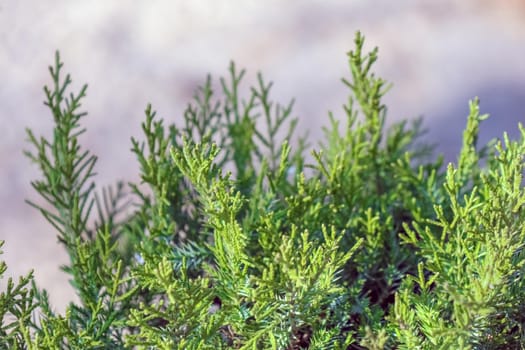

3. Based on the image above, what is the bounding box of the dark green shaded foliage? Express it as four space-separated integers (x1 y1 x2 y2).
1 31 525 349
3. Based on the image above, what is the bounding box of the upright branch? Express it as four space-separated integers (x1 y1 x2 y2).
24 51 96 255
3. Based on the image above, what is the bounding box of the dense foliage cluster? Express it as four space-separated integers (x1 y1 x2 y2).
2 32 525 349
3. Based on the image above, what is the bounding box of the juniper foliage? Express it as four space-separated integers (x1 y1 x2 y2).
1 31 525 349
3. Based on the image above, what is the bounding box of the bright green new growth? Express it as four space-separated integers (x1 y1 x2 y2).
1 31 525 349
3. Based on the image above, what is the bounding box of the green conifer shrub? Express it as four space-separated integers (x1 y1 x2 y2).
1 31 525 349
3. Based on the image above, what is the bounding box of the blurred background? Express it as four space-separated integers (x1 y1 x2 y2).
1 0 525 312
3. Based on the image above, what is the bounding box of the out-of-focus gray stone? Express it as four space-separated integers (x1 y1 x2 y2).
1 0 525 311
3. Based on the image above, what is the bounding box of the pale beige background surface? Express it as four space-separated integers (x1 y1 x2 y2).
1 1 525 312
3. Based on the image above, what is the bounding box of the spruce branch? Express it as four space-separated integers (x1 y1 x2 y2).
24 51 96 252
